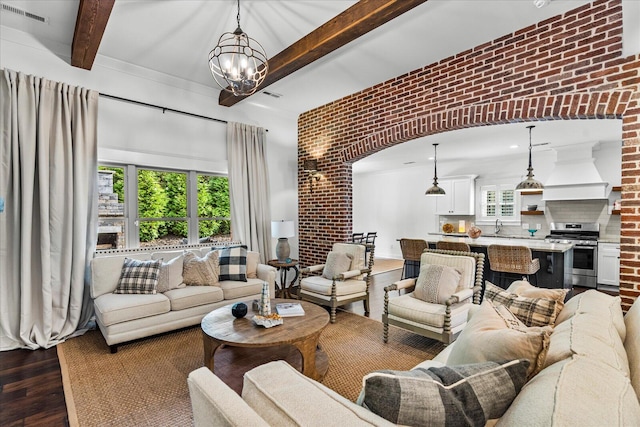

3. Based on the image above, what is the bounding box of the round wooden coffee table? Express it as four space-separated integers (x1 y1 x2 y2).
201 299 330 381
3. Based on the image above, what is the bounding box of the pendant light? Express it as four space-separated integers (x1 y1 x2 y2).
208 0 268 96
515 125 544 192
425 143 446 196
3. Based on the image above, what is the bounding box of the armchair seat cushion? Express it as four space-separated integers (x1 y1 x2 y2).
300 276 366 296
387 293 470 329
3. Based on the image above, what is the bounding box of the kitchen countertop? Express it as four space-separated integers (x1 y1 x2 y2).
427 233 574 253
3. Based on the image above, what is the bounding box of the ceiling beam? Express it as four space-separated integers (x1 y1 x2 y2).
219 0 429 107
71 0 115 70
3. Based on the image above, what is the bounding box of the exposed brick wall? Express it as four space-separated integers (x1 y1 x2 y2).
298 0 640 310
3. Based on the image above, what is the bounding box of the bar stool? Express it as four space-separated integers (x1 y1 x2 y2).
436 241 471 252
399 238 428 279
487 244 540 287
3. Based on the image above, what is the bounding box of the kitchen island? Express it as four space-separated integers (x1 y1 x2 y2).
425 234 574 290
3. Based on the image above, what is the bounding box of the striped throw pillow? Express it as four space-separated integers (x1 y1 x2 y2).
359 359 529 426
114 258 161 294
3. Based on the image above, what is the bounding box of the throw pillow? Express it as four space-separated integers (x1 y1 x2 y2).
484 281 560 327
218 246 248 282
322 251 353 280
507 279 568 319
156 254 185 293
413 264 462 304
446 301 553 378
114 258 161 294
358 359 529 427
183 251 219 286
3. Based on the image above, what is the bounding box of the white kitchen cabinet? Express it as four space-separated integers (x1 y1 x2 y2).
597 242 620 287
436 175 477 215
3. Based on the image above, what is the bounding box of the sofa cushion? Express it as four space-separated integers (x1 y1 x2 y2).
447 301 552 378
358 359 529 427
114 258 162 294
484 281 560 327
322 251 353 279
555 289 626 341
94 293 170 326
218 246 248 282
242 361 394 426
246 251 260 279
544 311 630 376
91 253 151 298
219 278 264 300
164 286 224 311
496 356 640 426
624 296 640 399
155 254 185 293
414 264 462 304
183 251 219 286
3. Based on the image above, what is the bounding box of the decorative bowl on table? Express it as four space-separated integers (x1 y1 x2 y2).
528 229 538 237
442 223 455 234
467 226 482 239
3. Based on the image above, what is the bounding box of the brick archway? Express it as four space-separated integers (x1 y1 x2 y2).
298 0 639 309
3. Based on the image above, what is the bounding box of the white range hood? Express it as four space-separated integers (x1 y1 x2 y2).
542 143 609 201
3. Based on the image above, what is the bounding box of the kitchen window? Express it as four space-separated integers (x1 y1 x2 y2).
476 184 520 224
97 164 231 250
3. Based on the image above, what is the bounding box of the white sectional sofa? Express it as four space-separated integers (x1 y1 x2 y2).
90 246 276 353
188 290 640 426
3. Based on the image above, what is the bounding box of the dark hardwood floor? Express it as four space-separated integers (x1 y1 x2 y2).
0 262 618 426
0 346 69 426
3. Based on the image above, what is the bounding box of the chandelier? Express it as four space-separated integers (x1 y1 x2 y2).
208 0 268 96
515 125 544 192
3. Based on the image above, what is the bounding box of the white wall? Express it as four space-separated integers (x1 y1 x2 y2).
0 26 299 260
354 138 621 259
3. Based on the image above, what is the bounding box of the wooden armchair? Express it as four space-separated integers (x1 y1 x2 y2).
298 243 373 323
383 249 485 345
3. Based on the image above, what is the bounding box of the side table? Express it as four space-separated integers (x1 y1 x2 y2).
268 259 300 299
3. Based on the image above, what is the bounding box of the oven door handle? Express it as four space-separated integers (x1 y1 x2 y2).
574 245 597 250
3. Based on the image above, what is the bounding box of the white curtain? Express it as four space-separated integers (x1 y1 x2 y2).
226 122 272 262
0 70 98 350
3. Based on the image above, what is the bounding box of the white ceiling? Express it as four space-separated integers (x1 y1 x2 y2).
1 0 624 171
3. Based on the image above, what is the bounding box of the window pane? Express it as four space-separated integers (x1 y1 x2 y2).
197 175 230 218
485 190 496 203
198 219 232 241
484 205 496 216
137 169 188 244
97 166 126 249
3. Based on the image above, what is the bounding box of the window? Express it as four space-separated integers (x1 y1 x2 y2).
477 184 520 224
96 165 231 250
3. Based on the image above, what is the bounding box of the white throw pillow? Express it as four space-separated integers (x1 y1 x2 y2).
155 254 186 293
183 251 219 286
413 264 462 304
322 251 353 279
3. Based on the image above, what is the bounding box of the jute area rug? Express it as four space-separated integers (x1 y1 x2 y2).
58 310 445 426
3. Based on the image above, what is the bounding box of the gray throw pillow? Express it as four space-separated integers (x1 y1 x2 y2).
322 251 353 279
359 359 530 426
114 258 161 294
413 264 462 304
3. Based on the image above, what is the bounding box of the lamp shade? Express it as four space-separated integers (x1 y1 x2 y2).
271 220 295 238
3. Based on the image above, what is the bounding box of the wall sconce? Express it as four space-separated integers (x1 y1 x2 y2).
303 159 321 193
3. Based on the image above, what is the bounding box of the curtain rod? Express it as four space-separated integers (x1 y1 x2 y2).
99 93 228 124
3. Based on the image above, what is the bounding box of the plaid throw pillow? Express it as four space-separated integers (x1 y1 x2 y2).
484 281 559 327
218 246 248 282
114 258 161 294
359 359 530 426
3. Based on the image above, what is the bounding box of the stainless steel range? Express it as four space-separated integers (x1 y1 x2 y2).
545 222 599 288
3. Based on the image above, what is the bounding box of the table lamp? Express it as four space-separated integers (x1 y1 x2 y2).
272 220 295 262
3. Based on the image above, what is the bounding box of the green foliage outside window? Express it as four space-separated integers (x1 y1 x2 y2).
138 170 168 241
